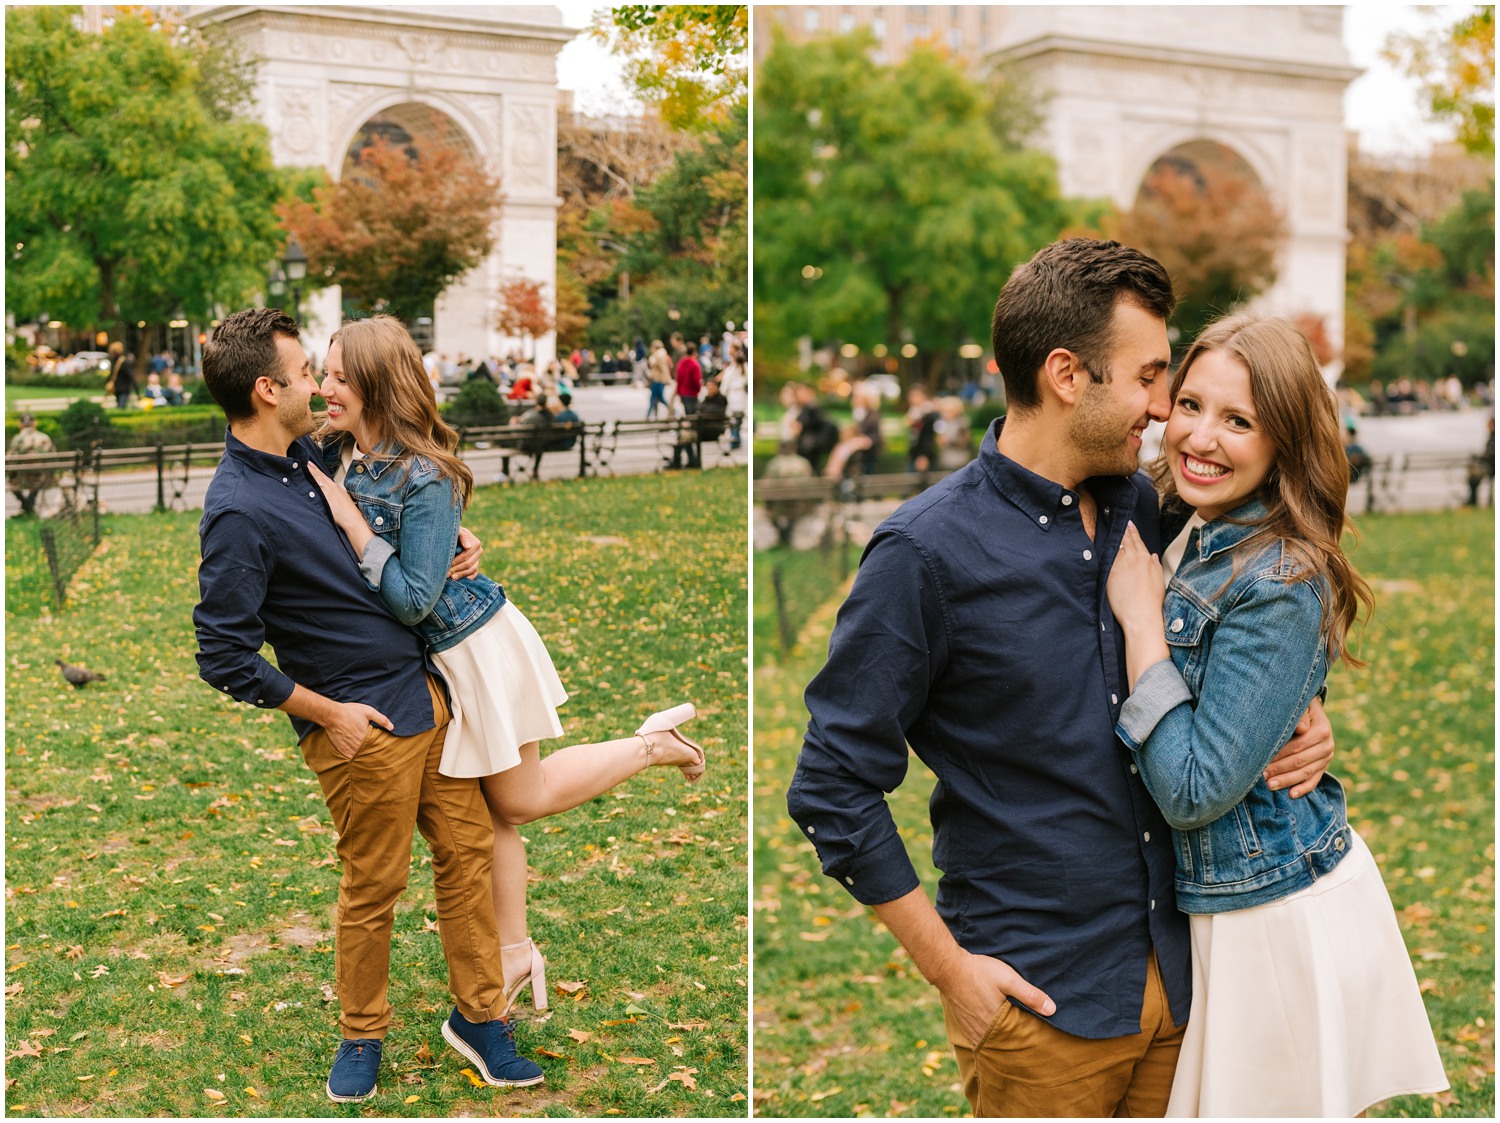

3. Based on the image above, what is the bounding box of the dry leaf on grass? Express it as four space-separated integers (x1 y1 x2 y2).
203 1088 227 1104
536 1048 565 1058
567 1029 593 1044
618 1056 655 1065
647 1068 699 1093
554 980 587 995
403 1095 419 1104
6 1041 43 1061
460 1068 486 1088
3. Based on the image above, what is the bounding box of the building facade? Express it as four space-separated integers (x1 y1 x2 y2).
191 4 574 365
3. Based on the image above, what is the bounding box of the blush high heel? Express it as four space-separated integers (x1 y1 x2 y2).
500 938 548 1015
636 703 706 782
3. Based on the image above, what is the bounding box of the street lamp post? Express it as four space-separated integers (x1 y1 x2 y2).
283 234 308 326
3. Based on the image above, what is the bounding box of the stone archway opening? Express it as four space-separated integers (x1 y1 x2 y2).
1134 139 1264 204
339 103 482 350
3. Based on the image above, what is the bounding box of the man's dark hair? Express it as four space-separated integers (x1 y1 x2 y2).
990 238 1175 413
559 392 572 406
201 308 301 422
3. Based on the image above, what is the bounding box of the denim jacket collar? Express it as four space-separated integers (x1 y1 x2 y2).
334 435 404 480
1194 494 1273 563
978 417 1134 530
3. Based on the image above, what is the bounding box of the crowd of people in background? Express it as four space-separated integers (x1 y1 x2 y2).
1344 375 1493 416
772 378 977 485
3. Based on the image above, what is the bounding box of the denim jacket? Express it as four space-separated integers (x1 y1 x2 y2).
320 439 506 653
1115 496 1351 914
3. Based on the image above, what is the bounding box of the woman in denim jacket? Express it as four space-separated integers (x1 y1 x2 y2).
1106 315 1446 1116
305 316 706 1024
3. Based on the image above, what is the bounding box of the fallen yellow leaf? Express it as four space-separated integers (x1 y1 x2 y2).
460 1068 486 1088
403 1095 419 1104
618 1056 656 1065
203 1089 226 1102
567 1029 593 1043
244 1087 259 1098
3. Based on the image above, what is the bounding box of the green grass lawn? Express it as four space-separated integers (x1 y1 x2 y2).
6 385 107 408
5 468 749 1118
753 508 1494 1118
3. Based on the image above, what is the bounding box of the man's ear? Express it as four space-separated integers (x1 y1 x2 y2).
1040 348 1087 407
251 376 280 409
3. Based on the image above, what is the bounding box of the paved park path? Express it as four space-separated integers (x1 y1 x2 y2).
753 411 1493 551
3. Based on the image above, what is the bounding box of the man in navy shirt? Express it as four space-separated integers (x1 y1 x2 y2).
194 309 542 1102
787 240 1336 1116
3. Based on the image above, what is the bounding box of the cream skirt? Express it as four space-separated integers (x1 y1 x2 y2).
1167 830 1448 1117
432 602 568 779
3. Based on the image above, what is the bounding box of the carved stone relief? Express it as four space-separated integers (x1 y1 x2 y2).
507 102 552 190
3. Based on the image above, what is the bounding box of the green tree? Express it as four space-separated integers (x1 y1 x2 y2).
276 131 502 320
588 104 748 350
753 30 1070 384
5 6 285 335
1385 6 1495 157
595 5 748 131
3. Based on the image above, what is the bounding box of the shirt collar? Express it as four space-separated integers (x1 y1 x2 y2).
223 428 315 479
977 417 1135 530
1194 495 1273 560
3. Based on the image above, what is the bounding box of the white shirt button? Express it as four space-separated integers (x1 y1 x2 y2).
1150 899 1156 910
1130 763 1138 774
309 490 316 498
806 825 816 835
844 876 854 886
1039 515 1048 525
1083 550 1093 561
1104 507 1111 515
1170 618 1185 633
1111 693 1119 704
1144 831 1151 842
1101 622 1107 632
256 698 264 704
1062 495 1073 506
281 477 288 483
291 462 298 469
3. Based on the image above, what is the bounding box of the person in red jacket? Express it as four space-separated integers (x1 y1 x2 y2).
674 347 702 417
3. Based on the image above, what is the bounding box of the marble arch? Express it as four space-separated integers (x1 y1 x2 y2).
191 5 575 365
989 5 1360 373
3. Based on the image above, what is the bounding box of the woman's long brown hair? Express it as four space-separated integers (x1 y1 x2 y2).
1151 313 1374 667
316 315 473 507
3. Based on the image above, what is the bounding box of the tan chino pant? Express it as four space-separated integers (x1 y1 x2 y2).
943 950 1185 1117
300 674 506 1039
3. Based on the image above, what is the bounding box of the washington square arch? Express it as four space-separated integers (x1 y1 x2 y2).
190 4 574 364
990 5 1358 368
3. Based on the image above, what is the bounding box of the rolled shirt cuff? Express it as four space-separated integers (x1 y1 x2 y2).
359 535 395 590
1116 658 1195 751
810 829 922 907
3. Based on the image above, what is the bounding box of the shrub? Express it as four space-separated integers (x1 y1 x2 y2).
55 399 112 449
444 379 508 428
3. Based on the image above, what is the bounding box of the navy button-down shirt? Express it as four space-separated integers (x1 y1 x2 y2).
194 431 436 744
787 419 1190 1040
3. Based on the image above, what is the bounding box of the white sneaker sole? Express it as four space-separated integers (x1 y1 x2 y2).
325 1080 377 1103
441 1021 546 1088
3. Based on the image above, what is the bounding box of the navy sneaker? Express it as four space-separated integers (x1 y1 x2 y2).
326 1037 382 1103
441 1009 545 1087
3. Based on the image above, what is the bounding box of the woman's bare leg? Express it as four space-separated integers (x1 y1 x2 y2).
483 729 700 995
480 728 700 828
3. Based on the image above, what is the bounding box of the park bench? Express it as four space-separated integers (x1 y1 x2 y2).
755 469 958 547
456 421 597 483
1354 450 1482 513
593 413 745 475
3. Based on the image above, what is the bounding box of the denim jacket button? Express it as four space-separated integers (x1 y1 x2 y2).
1170 618 1184 633
1334 836 1346 850
375 516 384 526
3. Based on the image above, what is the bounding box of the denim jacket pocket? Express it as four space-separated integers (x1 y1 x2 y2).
353 494 402 540
1161 588 1212 691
